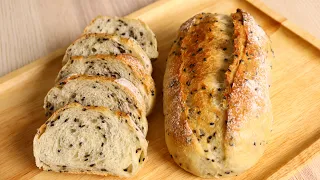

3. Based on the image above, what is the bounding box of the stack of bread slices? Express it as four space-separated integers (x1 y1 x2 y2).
33 16 157 177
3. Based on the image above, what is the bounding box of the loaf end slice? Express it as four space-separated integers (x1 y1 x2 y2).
44 75 148 136
62 33 152 74
34 103 147 177
56 54 156 115
84 16 158 60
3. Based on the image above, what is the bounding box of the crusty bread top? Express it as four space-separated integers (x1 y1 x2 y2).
83 16 158 60
164 12 235 177
163 9 272 177
62 33 152 74
223 9 273 172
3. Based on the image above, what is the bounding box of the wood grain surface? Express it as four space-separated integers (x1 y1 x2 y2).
0 0 319 179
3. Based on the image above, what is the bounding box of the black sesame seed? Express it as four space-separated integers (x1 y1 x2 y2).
206 158 210 160
79 142 82 146
197 48 203 52
90 164 95 167
136 148 141 153
210 122 214 125
101 142 104 147
101 168 107 171
254 142 256 146
100 152 103 155
142 158 145 161
82 108 87 111
92 48 97 52
218 174 222 176
197 111 201 115
212 159 215 162
58 149 61 153
223 48 227 51
204 150 208 152
69 144 73 147
84 154 90 158
96 126 101 130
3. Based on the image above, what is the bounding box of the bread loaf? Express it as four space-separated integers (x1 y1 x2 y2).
83 16 158 60
34 103 147 177
44 75 148 136
62 33 152 74
163 9 273 178
56 54 155 115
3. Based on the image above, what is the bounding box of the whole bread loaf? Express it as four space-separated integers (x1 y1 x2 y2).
83 16 158 60
34 103 147 177
163 9 273 178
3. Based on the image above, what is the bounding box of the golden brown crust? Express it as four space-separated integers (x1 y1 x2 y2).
163 9 273 178
164 12 235 178
223 9 273 172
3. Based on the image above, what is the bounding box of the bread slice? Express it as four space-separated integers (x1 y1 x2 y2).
44 75 148 136
62 33 152 74
56 54 155 115
83 16 158 60
34 103 147 177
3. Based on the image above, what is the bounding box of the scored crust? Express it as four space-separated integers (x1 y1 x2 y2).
223 9 273 172
163 9 273 178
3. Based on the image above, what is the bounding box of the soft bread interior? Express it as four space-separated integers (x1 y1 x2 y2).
34 104 147 177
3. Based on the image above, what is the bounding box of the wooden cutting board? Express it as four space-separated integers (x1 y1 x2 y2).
0 0 319 179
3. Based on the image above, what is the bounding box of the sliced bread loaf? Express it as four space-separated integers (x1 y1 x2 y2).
44 75 148 136
34 103 147 177
56 54 156 115
62 33 152 74
83 16 158 60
